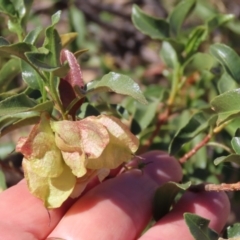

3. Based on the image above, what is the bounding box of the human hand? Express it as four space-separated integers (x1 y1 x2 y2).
0 151 230 240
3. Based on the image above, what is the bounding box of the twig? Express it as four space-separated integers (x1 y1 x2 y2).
138 107 170 154
205 182 240 191
179 120 232 163
179 134 212 163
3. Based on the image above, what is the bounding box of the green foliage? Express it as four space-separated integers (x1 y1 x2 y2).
226 223 240 238
87 72 148 105
153 181 191 221
184 213 219 240
132 5 170 40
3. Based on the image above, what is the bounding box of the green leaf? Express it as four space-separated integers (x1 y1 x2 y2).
87 72 148 105
51 10 61 25
0 101 53 136
43 28 61 67
232 137 240 154
30 100 54 113
0 40 33 61
210 44 240 83
214 154 240 166
0 111 40 128
0 112 40 137
21 60 44 90
0 36 10 45
227 223 240 238
43 12 61 67
211 89 240 125
134 100 159 130
0 142 14 159
0 59 21 90
153 181 191 221
160 41 178 69
143 85 167 100
0 0 16 17
0 170 6 191
13 0 33 20
217 72 237 94
25 52 58 70
207 14 235 31
184 213 219 240
169 112 210 155
69 6 86 48
24 27 42 44
183 53 215 73
184 26 207 57
78 103 100 118
0 93 36 116
169 0 196 37
121 97 159 134
6 0 33 38
132 4 169 40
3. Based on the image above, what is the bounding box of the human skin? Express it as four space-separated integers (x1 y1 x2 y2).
0 151 230 240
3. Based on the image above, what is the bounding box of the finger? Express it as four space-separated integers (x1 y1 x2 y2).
0 165 122 240
0 180 74 240
48 151 182 240
139 191 230 240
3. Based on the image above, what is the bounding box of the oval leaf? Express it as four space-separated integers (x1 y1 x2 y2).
87 72 148 105
207 14 235 31
21 60 44 90
184 26 207 57
0 59 21 90
153 181 191 221
160 41 178 68
0 41 33 61
210 44 240 83
217 72 237 94
132 4 169 40
169 0 196 37
0 0 16 16
214 154 240 166
184 213 219 240
231 137 240 154
169 112 210 155
211 89 240 125
25 52 59 70
0 93 36 116
24 27 42 44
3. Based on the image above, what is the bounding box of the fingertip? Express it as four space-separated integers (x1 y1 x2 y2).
140 190 230 240
130 151 183 185
187 190 230 233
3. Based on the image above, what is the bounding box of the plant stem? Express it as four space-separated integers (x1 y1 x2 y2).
49 73 67 120
179 133 212 163
138 65 183 153
205 182 240 191
179 120 232 163
167 64 181 106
